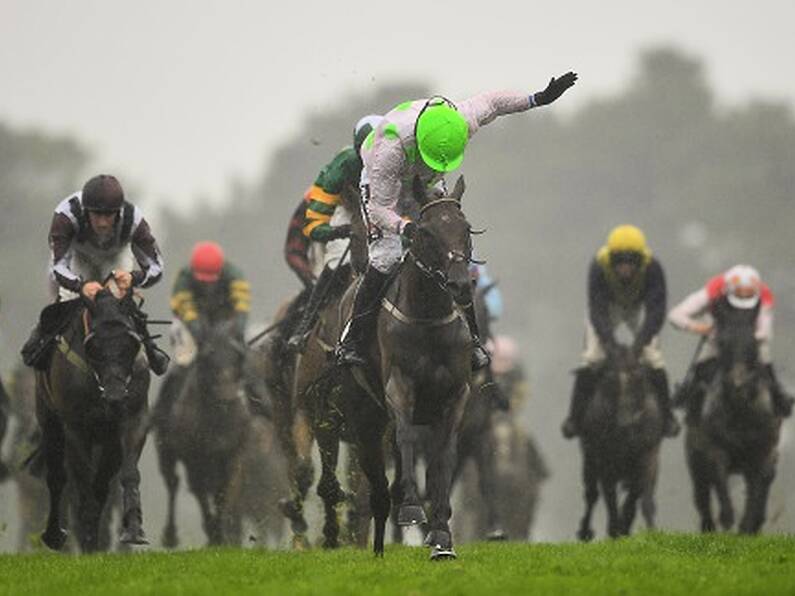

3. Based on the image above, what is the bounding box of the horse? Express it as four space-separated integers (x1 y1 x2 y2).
258 184 369 550
576 346 664 541
153 318 251 546
685 301 781 534
340 175 474 559
34 287 150 552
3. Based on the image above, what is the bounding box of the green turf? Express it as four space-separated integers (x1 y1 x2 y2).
0 533 793 595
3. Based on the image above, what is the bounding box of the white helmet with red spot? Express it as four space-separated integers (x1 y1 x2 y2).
724 265 761 309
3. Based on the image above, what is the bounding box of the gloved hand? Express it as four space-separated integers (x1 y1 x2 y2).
401 221 418 241
328 224 352 240
533 71 578 106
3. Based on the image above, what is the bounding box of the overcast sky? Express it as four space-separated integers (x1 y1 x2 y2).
2 0 793 207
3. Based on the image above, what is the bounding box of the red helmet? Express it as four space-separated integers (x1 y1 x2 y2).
190 241 224 282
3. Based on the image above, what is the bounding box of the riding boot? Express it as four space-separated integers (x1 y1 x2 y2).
287 265 335 354
677 359 717 425
647 368 681 437
335 267 389 367
462 301 491 371
561 366 599 439
763 364 794 418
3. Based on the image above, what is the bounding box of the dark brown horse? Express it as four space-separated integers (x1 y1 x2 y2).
35 289 150 552
341 176 474 559
576 347 664 541
685 302 781 534
154 319 251 546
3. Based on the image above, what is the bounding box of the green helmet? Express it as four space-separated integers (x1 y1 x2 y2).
415 99 469 172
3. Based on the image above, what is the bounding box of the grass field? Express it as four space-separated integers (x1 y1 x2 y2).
0 533 793 595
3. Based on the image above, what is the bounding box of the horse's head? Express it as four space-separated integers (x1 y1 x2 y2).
410 176 476 305
196 319 246 400
601 344 648 424
714 300 761 394
83 289 142 404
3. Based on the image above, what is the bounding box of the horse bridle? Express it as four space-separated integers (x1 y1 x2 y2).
408 198 473 292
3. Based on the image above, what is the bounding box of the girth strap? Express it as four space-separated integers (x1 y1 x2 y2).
381 297 460 327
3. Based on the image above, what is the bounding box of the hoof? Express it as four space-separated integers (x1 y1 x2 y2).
576 527 594 542
397 504 427 526
162 527 179 549
430 545 457 560
485 528 507 541
41 527 68 551
120 527 149 546
279 498 309 534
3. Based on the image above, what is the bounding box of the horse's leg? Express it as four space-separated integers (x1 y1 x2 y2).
577 453 599 542
216 449 245 546
740 461 775 534
316 423 344 549
92 440 123 552
619 467 643 537
601 476 621 539
281 405 314 548
65 434 101 553
117 407 149 546
388 432 404 544
424 385 469 560
386 373 425 526
472 427 505 540
346 383 390 556
155 437 180 548
687 447 715 532
38 407 68 551
345 443 372 548
713 455 734 531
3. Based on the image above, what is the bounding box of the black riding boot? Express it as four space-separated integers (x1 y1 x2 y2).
287 266 335 354
647 368 681 437
335 267 389 367
763 364 794 418
462 301 491 371
674 359 717 425
561 367 599 439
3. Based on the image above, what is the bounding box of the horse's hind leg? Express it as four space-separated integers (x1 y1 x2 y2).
577 455 599 542
473 431 506 540
65 436 102 553
92 443 123 552
280 407 314 549
688 449 715 532
713 458 734 531
38 409 68 551
156 441 180 548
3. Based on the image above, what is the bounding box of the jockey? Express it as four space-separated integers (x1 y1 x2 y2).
668 265 793 420
336 72 578 369
286 115 384 352
170 241 251 347
561 225 680 439
153 241 251 425
21 174 168 375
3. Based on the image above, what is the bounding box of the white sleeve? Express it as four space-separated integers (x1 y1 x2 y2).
457 91 533 138
756 306 773 341
668 288 710 331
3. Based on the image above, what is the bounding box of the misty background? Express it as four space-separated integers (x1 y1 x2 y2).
1 1 794 549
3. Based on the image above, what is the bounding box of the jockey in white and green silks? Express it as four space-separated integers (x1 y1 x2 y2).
336 72 578 369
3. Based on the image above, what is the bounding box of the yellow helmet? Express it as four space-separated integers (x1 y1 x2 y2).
606 225 648 255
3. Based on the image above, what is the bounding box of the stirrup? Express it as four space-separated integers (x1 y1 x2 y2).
146 343 170 376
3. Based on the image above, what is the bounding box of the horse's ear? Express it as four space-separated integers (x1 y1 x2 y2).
451 175 466 202
412 175 428 206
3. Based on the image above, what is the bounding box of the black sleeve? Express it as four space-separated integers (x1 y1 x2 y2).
587 260 614 346
636 259 667 347
130 218 165 288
